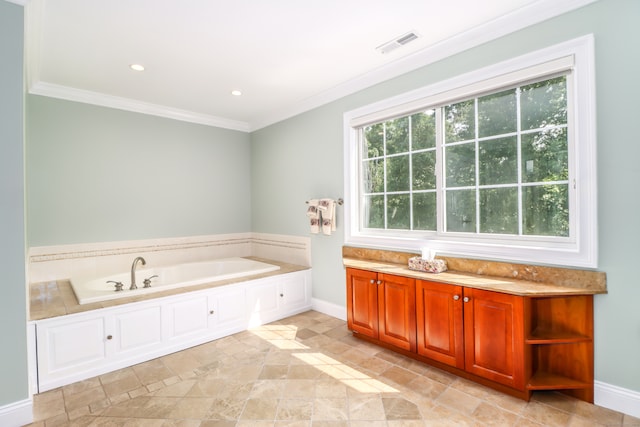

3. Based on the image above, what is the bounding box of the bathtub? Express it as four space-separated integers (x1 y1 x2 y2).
70 257 280 305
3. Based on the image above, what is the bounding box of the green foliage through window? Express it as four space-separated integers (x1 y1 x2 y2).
360 75 569 238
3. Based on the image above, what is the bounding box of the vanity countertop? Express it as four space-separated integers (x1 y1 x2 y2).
343 247 607 297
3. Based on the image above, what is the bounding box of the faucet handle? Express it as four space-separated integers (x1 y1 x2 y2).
143 275 159 288
107 281 124 292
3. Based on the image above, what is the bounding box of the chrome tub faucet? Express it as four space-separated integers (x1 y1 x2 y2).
130 256 146 290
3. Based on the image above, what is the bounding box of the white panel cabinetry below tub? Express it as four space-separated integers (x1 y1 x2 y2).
246 271 311 327
34 269 311 392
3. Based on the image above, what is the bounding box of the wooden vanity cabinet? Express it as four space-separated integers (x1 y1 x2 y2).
346 268 416 352
347 267 595 401
415 280 464 368
463 287 525 390
524 295 594 402
416 280 525 390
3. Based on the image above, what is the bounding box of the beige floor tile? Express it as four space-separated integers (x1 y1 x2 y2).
472 401 520 426
314 379 348 398
167 396 215 419
32 389 66 421
206 397 246 420
25 310 633 427
276 398 314 420
239 397 280 420
406 375 447 400
382 397 422 420
312 398 348 421
348 396 386 421
435 387 481 416
521 400 572 426
132 359 176 385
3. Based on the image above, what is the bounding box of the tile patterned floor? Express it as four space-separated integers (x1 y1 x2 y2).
26 310 640 426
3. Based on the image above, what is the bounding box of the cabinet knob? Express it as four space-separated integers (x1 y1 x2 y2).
279 293 284 297
463 296 470 303
377 280 382 285
370 279 375 284
209 310 215 315
453 295 460 301
106 335 113 340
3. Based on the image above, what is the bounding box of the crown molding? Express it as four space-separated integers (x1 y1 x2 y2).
248 0 598 131
29 81 251 132
24 0 597 133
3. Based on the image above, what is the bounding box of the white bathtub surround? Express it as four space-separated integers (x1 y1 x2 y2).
32 268 312 392
71 257 281 305
28 232 310 284
250 232 310 266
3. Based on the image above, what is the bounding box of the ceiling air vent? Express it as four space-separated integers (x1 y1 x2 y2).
376 31 420 54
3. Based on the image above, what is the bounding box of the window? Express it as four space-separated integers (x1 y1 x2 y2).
344 36 597 268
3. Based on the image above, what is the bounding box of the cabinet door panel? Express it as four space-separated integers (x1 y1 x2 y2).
114 306 162 353
280 273 307 310
247 279 280 326
346 268 379 338
215 287 246 328
378 274 416 351
416 280 464 368
40 317 107 373
167 296 209 339
464 288 525 389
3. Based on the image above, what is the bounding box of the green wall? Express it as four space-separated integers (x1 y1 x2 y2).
0 0 29 407
16 0 640 405
250 0 640 393
27 96 252 246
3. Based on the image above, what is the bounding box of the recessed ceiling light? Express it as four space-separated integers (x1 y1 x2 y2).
231 90 242 96
129 64 145 71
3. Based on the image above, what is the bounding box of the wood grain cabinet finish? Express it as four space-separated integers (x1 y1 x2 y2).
416 280 525 389
416 280 464 368
346 268 416 352
462 287 525 390
524 295 594 402
347 267 594 402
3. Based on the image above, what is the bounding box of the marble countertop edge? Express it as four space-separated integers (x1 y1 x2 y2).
343 257 607 297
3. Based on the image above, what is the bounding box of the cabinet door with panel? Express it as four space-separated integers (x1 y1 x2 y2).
463 288 525 389
112 304 163 357
378 273 416 352
278 270 311 313
346 268 379 339
416 280 464 368
212 286 246 332
346 268 416 351
165 293 210 342
36 313 108 389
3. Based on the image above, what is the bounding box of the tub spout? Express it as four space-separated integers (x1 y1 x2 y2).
130 256 146 290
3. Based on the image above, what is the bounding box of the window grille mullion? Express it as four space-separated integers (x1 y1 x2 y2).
435 108 445 234
474 98 480 234
516 87 524 236
383 123 388 230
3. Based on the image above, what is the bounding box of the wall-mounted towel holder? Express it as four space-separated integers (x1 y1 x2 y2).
306 198 343 205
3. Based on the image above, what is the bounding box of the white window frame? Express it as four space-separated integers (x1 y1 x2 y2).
343 35 597 268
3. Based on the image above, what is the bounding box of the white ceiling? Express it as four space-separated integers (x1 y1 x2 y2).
23 0 592 131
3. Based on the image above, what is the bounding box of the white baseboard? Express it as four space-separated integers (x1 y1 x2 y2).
311 298 346 321
595 380 640 418
0 398 32 427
